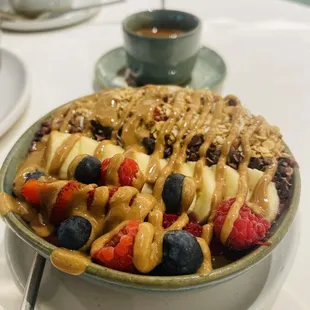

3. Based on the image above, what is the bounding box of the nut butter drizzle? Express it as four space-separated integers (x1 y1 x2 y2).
250 157 278 212
152 91 207 202
209 105 241 219
146 92 187 183
48 134 81 176
220 117 266 244
193 99 224 191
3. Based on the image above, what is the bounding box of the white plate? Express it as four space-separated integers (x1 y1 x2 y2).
0 49 30 137
0 0 99 32
1 214 300 310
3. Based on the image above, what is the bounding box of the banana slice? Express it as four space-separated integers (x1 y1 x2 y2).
131 151 150 175
180 162 194 177
247 168 279 222
59 140 81 179
209 165 239 199
141 183 153 194
187 166 215 224
99 144 124 161
79 136 98 155
58 136 99 179
45 131 70 174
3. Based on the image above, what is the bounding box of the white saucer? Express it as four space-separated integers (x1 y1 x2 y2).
2 214 300 310
0 0 99 32
0 49 30 137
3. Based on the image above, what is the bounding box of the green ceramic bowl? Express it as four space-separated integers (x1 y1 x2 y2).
0 103 300 291
122 10 202 85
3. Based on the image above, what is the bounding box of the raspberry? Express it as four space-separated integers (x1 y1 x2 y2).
162 213 203 237
93 220 140 273
183 222 203 238
100 158 111 185
50 181 82 225
21 179 43 205
163 213 178 228
118 158 138 186
213 198 271 250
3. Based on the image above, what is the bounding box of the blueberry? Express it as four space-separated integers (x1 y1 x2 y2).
57 216 92 250
162 173 185 214
74 155 101 184
142 137 155 155
161 230 203 275
25 170 45 182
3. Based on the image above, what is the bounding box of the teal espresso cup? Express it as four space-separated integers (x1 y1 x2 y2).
122 10 202 85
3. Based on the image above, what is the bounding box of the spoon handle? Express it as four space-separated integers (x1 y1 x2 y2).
20 253 46 310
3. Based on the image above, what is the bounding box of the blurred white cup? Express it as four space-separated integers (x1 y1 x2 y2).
10 0 73 16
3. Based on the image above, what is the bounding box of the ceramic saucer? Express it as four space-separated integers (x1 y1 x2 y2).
0 0 99 32
0 49 30 137
94 46 227 91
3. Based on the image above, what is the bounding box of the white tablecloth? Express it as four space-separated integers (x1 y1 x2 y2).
1 0 310 309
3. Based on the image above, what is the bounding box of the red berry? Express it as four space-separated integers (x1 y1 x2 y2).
93 220 140 273
21 179 43 205
108 187 119 199
163 213 178 228
162 213 203 237
183 222 203 238
50 181 82 225
213 198 271 250
86 189 95 209
118 158 138 187
100 158 111 185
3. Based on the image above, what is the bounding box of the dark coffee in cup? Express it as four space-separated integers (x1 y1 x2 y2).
122 10 201 85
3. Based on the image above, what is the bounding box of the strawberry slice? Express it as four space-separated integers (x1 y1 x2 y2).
108 187 119 199
93 220 139 273
50 181 82 225
100 158 111 185
21 179 43 205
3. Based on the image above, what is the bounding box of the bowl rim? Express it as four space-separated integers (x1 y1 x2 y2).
0 98 301 291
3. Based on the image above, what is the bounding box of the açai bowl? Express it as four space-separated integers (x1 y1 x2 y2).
0 86 300 305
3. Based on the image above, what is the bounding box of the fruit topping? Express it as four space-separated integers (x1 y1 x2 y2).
118 158 139 186
142 137 155 155
162 173 196 214
213 198 271 250
25 171 45 182
161 230 203 275
57 216 92 250
92 220 140 273
162 213 203 237
100 155 145 190
50 181 83 225
100 158 111 184
108 187 119 198
74 155 101 184
21 179 44 205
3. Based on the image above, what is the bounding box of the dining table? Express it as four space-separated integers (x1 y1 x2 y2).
0 0 310 309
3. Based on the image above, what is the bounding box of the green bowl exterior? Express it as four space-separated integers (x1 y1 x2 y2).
0 103 301 291
122 10 202 85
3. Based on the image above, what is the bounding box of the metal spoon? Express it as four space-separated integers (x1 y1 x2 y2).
20 253 46 310
0 0 125 22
